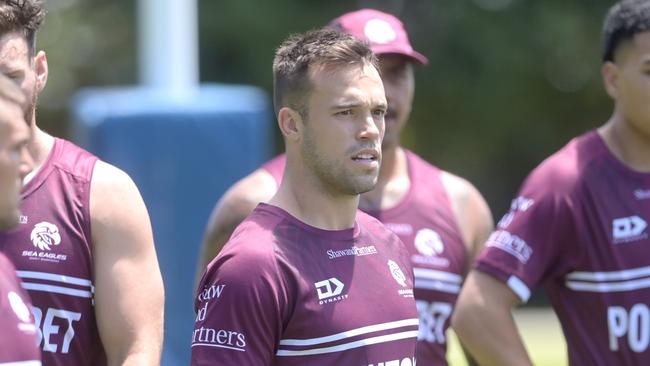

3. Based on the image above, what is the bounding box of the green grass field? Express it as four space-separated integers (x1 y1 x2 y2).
447 307 568 366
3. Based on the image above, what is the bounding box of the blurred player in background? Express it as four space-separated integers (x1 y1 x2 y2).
0 1 164 365
192 28 419 365
452 0 650 365
0 71 40 366
197 8 493 365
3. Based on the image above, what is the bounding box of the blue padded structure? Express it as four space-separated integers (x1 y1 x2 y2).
71 84 273 365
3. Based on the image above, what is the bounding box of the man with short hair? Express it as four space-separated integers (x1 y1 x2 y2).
0 71 40 366
197 9 493 365
191 28 418 365
0 1 164 365
452 1 650 365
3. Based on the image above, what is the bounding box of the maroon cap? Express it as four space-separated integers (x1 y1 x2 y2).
329 8 428 65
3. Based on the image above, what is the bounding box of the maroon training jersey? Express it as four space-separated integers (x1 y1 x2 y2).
0 138 106 366
262 152 467 365
476 130 650 365
192 203 419 365
0 253 41 366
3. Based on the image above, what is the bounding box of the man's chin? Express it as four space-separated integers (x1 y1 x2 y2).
349 176 378 195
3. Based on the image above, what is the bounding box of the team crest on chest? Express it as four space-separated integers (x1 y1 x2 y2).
388 260 407 287
388 260 414 298
415 228 445 256
30 221 62 251
21 221 68 263
411 228 451 268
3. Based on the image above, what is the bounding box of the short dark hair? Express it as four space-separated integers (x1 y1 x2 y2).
272 28 378 117
602 0 650 62
0 0 45 58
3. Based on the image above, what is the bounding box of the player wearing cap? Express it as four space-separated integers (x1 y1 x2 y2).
197 8 492 365
452 1 650 365
0 72 40 366
191 28 419 365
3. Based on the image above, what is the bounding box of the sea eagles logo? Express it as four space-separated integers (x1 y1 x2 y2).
388 260 407 287
415 228 445 256
364 19 397 44
30 222 61 251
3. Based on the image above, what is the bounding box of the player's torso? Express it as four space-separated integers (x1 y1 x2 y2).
272 214 418 365
0 139 106 366
551 149 650 365
0 254 40 364
363 152 467 366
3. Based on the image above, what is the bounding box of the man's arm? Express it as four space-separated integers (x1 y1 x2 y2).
452 270 533 366
440 171 494 272
192 237 284 365
91 161 164 366
196 169 277 282
440 172 493 365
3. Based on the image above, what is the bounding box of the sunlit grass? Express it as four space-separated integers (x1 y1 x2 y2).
447 307 567 366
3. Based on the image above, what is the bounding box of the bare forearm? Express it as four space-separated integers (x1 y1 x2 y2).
453 271 533 366
455 306 532 366
110 351 161 366
461 342 480 366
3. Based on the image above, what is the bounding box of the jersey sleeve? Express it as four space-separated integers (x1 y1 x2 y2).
474 169 579 303
190 239 289 366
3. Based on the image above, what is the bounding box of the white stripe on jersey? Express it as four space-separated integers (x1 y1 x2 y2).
414 279 460 294
16 270 92 287
413 268 462 283
565 265 650 293
276 330 418 356
566 265 650 282
16 270 94 298
279 318 419 346
190 343 245 352
21 283 92 298
507 275 531 303
0 361 41 366
566 277 650 293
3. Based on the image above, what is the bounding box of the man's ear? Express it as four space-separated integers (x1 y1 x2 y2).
277 107 303 142
34 50 48 94
602 61 619 100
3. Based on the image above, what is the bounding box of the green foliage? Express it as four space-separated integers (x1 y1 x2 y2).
40 0 616 216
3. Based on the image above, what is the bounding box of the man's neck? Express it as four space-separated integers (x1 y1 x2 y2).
599 113 650 173
269 159 359 230
24 126 55 185
359 145 410 212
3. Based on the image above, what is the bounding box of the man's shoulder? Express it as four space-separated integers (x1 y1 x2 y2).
407 149 488 215
90 160 137 194
49 138 98 181
523 131 598 195
224 205 284 255
205 212 284 286
356 210 402 243
405 150 476 197
404 150 440 176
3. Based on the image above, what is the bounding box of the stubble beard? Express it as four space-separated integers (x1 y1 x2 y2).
24 90 37 128
301 133 377 197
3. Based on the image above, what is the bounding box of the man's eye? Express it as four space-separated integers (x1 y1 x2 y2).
337 110 353 116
